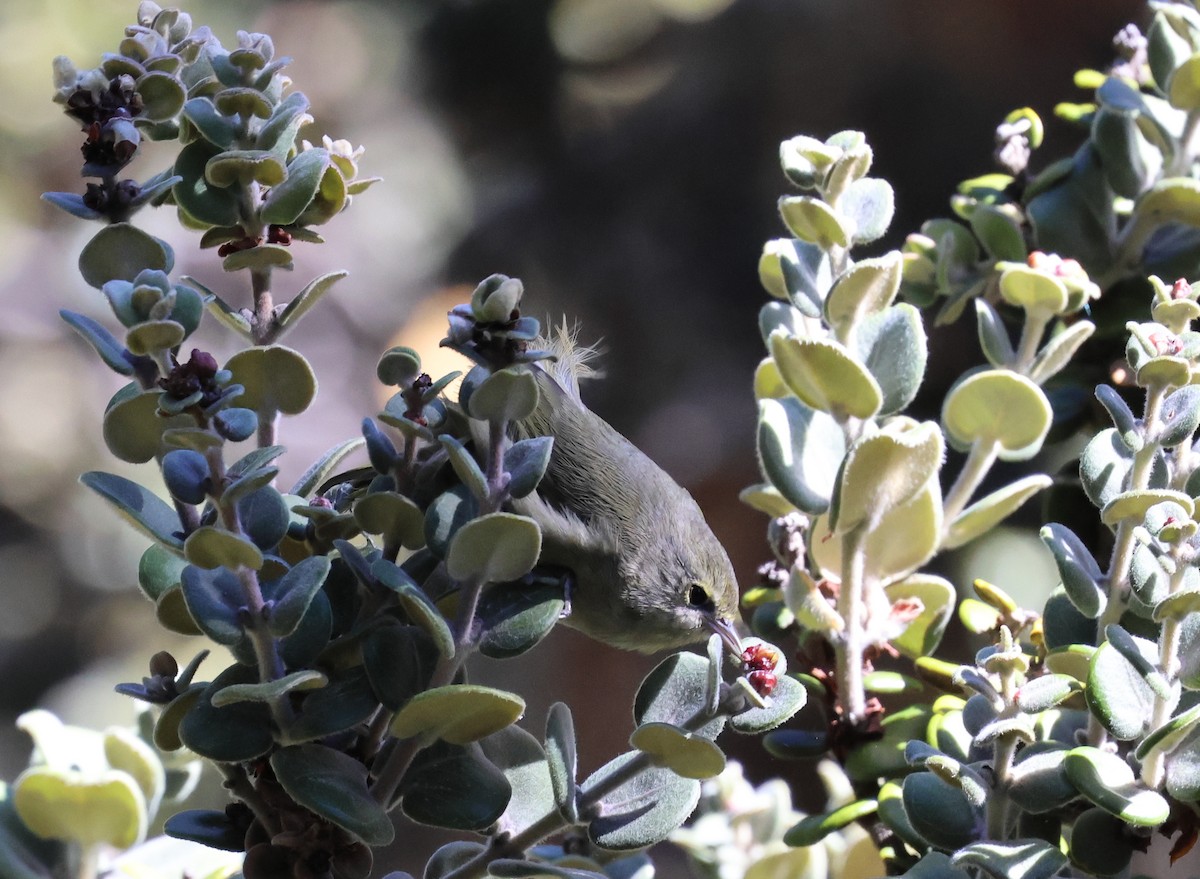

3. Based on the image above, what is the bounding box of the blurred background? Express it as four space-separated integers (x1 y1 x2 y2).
0 0 1145 873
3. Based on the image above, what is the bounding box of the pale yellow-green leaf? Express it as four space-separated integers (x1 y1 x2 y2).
103 728 165 816
184 526 264 570
1101 489 1194 526
784 567 844 634
942 370 1051 460
824 252 902 330
811 480 942 583
943 474 1053 549
630 722 726 780
738 483 799 518
754 357 789 399
779 196 850 249
13 767 146 849
832 422 944 534
390 685 525 745
997 265 1069 318
769 332 882 420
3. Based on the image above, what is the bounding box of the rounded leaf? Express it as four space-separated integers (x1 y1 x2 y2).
779 196 850 249
1080 428 1137 509
213 408 257 442
264 555 331 637
180 565 247 644
505 437 554 500
173 141 240 226
1039 523 1106 618
1064 747 1169 826
125 320 185 356
79 224 172 289
998 265 1069 317
1015 674 1082 713
825 253 902 329
784 799 878 847
901 771 980 850
855 303 928 416
728 673 808 733
942 370 1052 460
363 624 436 712
756 397 845 515
184 526 264 570
634 652 725 741
355 492 426 550
238 485 290 551
400 741 511 831
970 204 1026 262
162 449 210 505
1069 808 1134 876
260 148 331 225
13 767 146 849
1164 723 1200 801
103 387 191 464
812 481 942 584
179 664 274 762
136 70 185 121
377 346 422 387
446 513 541 584
1158 385 1200 446
425 485 479 558
138 543 187 602
103 727 165 815
478 726 557 838
1008 748 1077 814
758 238 831 315
1029 320 1096 385
225 345 317 418
1086 639 1159 741
630 723 726 780
205 149 286 188
210 670 327 707
1170 53 1200 109
162 809 246 853
582 751 701 851
271 744 394 846
884 575 956 659
770 332 882 420
842 177 895 243
222 244 294 272
390 685 525 745
478 579 566 659
468 368 540 424
1101 489 1193 527
181 96 237 148
545 703 578 821
951 841 1066 879
81 471 184 550
831 421 943 534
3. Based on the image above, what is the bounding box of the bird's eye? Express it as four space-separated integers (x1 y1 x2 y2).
687 583 714 611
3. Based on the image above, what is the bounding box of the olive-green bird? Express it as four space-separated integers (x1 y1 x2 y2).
509 326 742 653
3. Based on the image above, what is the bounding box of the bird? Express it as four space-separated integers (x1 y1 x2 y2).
509 324 743 654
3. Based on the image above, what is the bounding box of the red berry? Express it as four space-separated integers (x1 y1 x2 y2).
742 642 781 672
748 669 777 696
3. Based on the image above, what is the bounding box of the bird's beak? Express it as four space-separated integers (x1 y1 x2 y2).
705 616 744 657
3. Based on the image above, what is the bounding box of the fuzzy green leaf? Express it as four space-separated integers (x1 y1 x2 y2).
271 744 394 845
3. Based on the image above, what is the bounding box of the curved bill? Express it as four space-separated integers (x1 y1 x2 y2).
705 615 744 657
